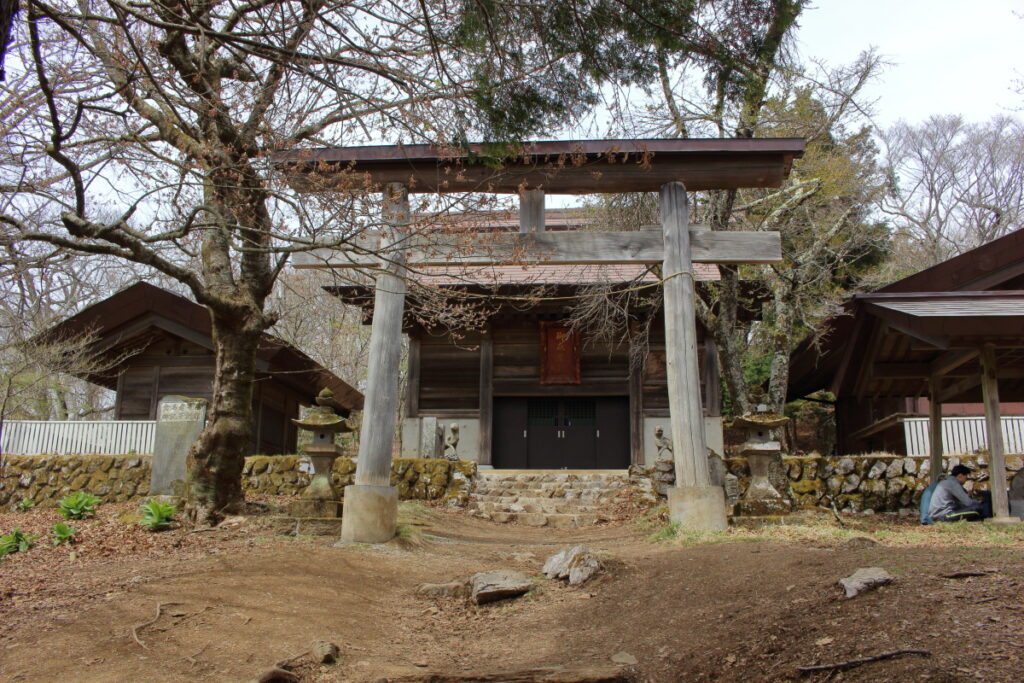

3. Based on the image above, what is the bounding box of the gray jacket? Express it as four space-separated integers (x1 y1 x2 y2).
928 477 975 521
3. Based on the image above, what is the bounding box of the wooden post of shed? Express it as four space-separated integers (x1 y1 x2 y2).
660 182 727 530
341 182 408 543
928 375 943 485
979 344 1015 523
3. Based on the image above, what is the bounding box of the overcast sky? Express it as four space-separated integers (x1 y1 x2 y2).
797 1 1022 127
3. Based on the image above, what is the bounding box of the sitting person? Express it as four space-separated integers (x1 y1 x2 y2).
928 464 993 523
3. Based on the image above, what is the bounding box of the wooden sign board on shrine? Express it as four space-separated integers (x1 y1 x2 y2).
279 138 806 541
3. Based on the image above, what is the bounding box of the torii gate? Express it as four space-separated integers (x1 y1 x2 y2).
283 138 806 542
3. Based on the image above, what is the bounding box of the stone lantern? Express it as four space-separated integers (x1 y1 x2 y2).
731 401 792 517
288 388 354 518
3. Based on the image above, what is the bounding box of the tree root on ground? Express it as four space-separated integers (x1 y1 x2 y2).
797 648 930 675
131 601 183 650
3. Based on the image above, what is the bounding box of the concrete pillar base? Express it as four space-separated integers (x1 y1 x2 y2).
340 484 398 543
668 485 728 531
986 516 1023 527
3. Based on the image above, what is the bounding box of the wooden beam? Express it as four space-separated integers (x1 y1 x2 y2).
293 229 782 269
871 363 932 380
980 344 1011 520
938 375 982 403
930 349 979 377
661 182 709 488
519 189 545 233
928 375 943 485
353 183 409 488
477 330 493 466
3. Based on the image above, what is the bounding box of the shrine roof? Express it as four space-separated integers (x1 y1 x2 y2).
274 138 805 194
40 282 363 409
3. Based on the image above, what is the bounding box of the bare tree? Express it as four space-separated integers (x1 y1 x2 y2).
585 1 889 415
0 0 600 523
879 115 1024 270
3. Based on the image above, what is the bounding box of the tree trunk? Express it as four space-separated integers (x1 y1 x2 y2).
710 265 752 416
766 279 796 413
185 310 264 525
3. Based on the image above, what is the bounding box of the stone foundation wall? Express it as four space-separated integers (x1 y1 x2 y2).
242 456 476 505
1 454 476 509
748 453 1023 513
0 455 149 508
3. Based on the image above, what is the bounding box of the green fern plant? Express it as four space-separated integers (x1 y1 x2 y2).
139 500 177 531
58 492 101 520
16 498 36 512
51 522 77 546
0 528 39 557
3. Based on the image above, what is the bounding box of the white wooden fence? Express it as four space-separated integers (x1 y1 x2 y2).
902 416 1024 457
0 420 157 456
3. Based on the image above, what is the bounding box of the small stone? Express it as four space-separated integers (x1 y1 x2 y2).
839 567 894 599
543 546 603 586
256 667 299 683
413 659 428 668
311 640 340 664
836 457 855 475
610 651 638 665
845 536 878 549
842 474 861 493
470 570 533 604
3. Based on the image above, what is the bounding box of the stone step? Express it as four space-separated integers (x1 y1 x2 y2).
471 510 602 528
470 500 604 515
468 491 626 501
468 470 632 527
469 494 628 508
473 480 622 492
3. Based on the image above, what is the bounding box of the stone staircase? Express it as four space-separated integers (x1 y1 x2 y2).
467 470 632 528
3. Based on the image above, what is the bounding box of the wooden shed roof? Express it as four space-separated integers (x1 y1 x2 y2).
274 138 805 194
43 283 363 410
789 229 1024 403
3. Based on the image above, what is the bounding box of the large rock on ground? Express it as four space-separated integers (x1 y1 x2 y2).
839 567 894 598
470 570 533 604
543 545 603 586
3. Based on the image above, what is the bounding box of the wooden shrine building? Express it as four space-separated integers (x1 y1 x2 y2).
44 282 363 455
329 210 726 469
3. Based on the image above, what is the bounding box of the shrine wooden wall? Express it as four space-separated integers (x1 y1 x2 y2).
408 318 715 418
112 333 303 455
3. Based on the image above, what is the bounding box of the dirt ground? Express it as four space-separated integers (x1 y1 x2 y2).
2 499 1023 682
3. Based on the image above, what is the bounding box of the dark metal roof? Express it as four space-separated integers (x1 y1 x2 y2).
274 138 806 194
42 282 363 410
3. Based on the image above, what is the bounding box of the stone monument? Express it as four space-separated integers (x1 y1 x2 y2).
1009 471 1024 520
651 426 676 495
150 396 207 497
731 397 792 518
443 423 460 461
287 388 354 521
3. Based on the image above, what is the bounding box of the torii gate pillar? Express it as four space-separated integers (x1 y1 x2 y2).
340 182 408 543
660 182 728 530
